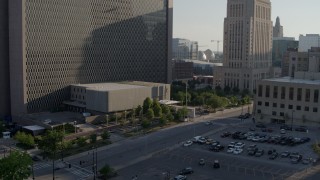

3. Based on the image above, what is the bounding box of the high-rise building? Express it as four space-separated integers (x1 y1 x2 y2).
0 0 10 118
299 34 320 52
273 16 283 38
172 38 198 60
8 0 173 117
214 0 273 92
272 37 299 67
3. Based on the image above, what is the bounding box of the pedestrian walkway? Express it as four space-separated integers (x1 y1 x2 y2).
33 162 51 170
64 163 94 179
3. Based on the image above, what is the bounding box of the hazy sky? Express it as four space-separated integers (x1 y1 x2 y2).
173 0 320 51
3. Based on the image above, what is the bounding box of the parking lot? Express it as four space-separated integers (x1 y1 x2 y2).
114 117 320 180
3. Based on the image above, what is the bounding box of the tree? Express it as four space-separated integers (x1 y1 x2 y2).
153 100 162 117
161 104 170 115
176 107 188 121
143 97 153 114
207 95 224 111
76 137 87 147
146 108 155 119
101 131 110 140
229 96 238 107
166 112 174 122
141 119 151 128
38 130 64 157
177 91 185 105
99 164 117 179
242 95 251 104
90 134 97 144
135 105 142 116
14 131 35 148
159 114 167 125
0 151 32 180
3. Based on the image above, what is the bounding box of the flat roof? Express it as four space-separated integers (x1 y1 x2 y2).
23 125 45 131
263 77 320 85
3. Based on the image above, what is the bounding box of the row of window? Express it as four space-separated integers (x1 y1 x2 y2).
257 101 318 112
258 85 319 103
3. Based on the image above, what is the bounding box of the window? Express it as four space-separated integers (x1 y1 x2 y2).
297 88 302 101
280 104 285 108
305 89 310 102
289 87 294 100
265 102 269 107
273 86 278 98
288 105 293 109
296 106 301 110
272 111 277 116
305 106 309 112
313 107 318 113
258 101 262 105
257 109 261 113
280 112 284 116
314 90 319 103
258 85 263 97
273 103 277 108
281 87 286 99
265 85 270 98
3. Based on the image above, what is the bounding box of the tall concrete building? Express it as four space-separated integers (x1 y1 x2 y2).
273 16 283 38
8 0 173 117
299 34 320 52
0 0 10 118
214 0 273 92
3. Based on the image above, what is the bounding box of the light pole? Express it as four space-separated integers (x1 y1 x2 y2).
74 121 77 133
291 110 295 130
185 83 188 107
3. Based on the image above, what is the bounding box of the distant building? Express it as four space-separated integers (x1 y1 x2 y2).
272 37 299 67
273 16 283 38
65 82 171 113
255 47 320 125
204 49 215 62
214 0 273 92
172 60 194 80
299 34 320 52
172 38 198 60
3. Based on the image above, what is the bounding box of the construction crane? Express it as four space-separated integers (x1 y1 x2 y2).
211 40 222 54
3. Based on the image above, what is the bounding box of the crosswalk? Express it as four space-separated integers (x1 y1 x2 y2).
33 162 51 170
64 164 94 179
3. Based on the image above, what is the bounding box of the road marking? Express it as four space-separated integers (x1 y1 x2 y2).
33 162 51 170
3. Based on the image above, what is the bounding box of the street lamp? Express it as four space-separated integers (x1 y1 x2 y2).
291 110 295 130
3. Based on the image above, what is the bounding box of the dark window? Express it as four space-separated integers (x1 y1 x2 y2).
258 85 263 97
280 112 284 116
257 109 261 113
289 87 294 100
265 85 270 98
296 106 301 110
306 89 310 102
273 86 278 98
297 88 302 101
272 103 277 108
258 101 262 105
314 90 319 103
305 106 309 111
288 105 293 109
272 111 276 116
265 102 269 107
280 104 285 108
313 107 318 113
281 87 286 99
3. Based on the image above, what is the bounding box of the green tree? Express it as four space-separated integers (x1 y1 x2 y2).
99 164 117 179
166 112 174 122
242 95 251 104
207 95 224 111
146 108 155 119
101 131 110 140
14 131 35 148
176 91 185 105
135 105 143 116
76 137 87 147
0 151 32 180
90 134 97 144
143 97 153 114
161 104 170 115
141 119 151 128
153 100 162 117
38 130 64 157
229 96 238 106
159 114 167 125
176 107 188 121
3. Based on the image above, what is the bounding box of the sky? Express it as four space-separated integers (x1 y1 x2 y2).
173 0 320 51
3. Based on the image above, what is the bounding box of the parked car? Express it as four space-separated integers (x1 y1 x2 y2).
174 175 187 180
269 152 278 160
281 151 290 158
249 127 256 131
244 113 251 119
302 158 310 165
255 149 264 157
183 141 193 147
248 148 258 156
247 144 257 151
256 123 266 128
227 148 235 153
199 158 205 166
280 125 292 131
268 149 276 155
234 142 245 149
295 126 308 132
291 155 302 164
179 167 194 175
220 132 231 138
233 148 243 155
213 145 225 152
280 129 286 134
213 160 220 168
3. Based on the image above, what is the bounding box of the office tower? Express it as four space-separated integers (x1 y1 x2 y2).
273 16 283 38
299 34 320 52
172 38 198 60
0 0 10 118
272 37 299 67
214 0 273 92
9 0 173 117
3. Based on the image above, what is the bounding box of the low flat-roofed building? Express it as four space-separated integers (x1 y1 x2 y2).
254 77 320 125
65 81 171 113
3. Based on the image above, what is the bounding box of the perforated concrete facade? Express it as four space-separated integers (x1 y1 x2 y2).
9 0 172 116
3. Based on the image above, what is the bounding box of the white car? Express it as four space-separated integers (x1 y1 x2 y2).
233 148 243 154
234 142 245 149
227 148 235 153
183 141 193 147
